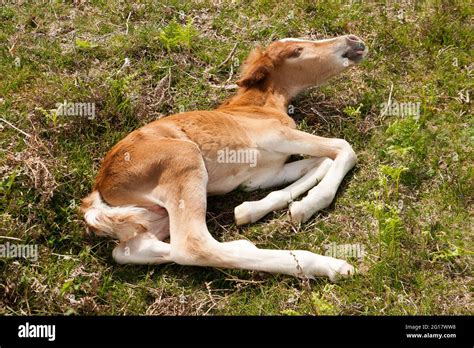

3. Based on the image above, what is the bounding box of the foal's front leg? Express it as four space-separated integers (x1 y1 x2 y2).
234 157 333 225
248 128 357 224
272 129 357 223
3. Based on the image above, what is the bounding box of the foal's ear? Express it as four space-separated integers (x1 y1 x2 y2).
236 44 304 88
237 47 274 88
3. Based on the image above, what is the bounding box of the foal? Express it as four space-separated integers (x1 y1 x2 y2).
81 35 368 281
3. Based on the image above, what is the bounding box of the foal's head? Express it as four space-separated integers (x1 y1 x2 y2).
237 35 368 96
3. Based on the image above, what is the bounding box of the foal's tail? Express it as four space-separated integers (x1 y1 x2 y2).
80 191 157 240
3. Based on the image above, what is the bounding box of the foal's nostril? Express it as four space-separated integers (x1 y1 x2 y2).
346 35 365 52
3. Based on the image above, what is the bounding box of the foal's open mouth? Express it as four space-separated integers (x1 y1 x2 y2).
341 34 367 63
342 44 366 63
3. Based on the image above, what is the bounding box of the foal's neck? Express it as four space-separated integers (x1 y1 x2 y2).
218 84 295 114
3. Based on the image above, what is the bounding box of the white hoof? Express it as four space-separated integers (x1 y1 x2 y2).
234 202 255 225
289 201 308 223
234 202 252 225
327 259 355 282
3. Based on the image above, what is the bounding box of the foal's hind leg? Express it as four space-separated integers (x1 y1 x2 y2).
145 207 170 241
151 140 353 281
113 232 171 265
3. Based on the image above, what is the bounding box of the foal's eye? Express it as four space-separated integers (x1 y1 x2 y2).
292 47 304 57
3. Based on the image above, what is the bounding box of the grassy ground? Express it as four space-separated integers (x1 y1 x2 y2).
0 1 472 315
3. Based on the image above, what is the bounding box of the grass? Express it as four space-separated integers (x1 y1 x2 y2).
0 0 472 315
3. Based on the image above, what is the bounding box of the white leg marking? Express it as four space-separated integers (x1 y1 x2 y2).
257 130 358 224
223 239 258 250
217 245 354 282
290 149 357 223
173 237 354 282
234 157 333 225
113 232 171 265
243 157 325 191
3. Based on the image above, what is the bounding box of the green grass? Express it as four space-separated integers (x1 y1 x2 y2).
0 0 472 315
